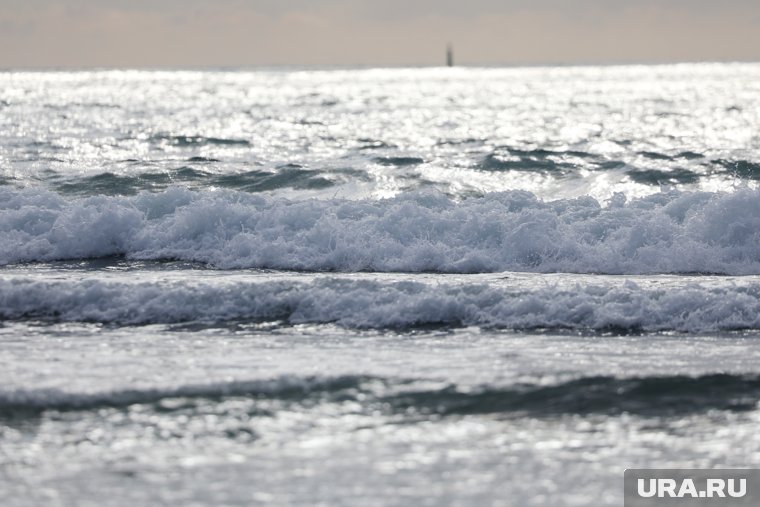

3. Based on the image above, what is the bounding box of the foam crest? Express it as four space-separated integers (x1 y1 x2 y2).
2 276 760 332
3 187 760 274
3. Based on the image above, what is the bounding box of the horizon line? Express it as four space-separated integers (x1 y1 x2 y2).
2 58 759 73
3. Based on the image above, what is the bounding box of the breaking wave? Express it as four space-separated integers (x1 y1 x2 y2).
3 186 760 275
2 276 760 331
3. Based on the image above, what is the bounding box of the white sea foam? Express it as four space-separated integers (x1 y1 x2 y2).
2 186 760 275
1 275 759 332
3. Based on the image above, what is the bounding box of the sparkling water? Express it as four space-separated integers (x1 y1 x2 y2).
2 64 760 506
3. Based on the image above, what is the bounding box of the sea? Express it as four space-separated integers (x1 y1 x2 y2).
2 63 760 506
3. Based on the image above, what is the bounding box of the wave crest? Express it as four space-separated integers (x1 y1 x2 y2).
3 374 758 418
2 276 760 331
2 187 760 274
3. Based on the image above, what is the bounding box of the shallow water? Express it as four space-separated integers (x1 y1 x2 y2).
3 309 760 506
2 64 760 506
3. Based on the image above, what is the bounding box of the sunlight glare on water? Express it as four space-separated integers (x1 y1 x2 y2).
1 63 759 200
3 63 760 507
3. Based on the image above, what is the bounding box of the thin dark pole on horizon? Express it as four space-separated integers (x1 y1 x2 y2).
447 44 454 67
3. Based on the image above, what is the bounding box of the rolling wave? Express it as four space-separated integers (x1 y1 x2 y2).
3 374 758 418
2 187 760 275
52 167 358 196
2 276 760 331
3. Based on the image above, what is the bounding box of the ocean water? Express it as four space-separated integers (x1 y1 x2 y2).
2 63 760 506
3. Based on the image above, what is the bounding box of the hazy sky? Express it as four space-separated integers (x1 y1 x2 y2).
1 0 759 67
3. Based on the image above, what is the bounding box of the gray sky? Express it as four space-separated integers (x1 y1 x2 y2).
1 0 760 67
